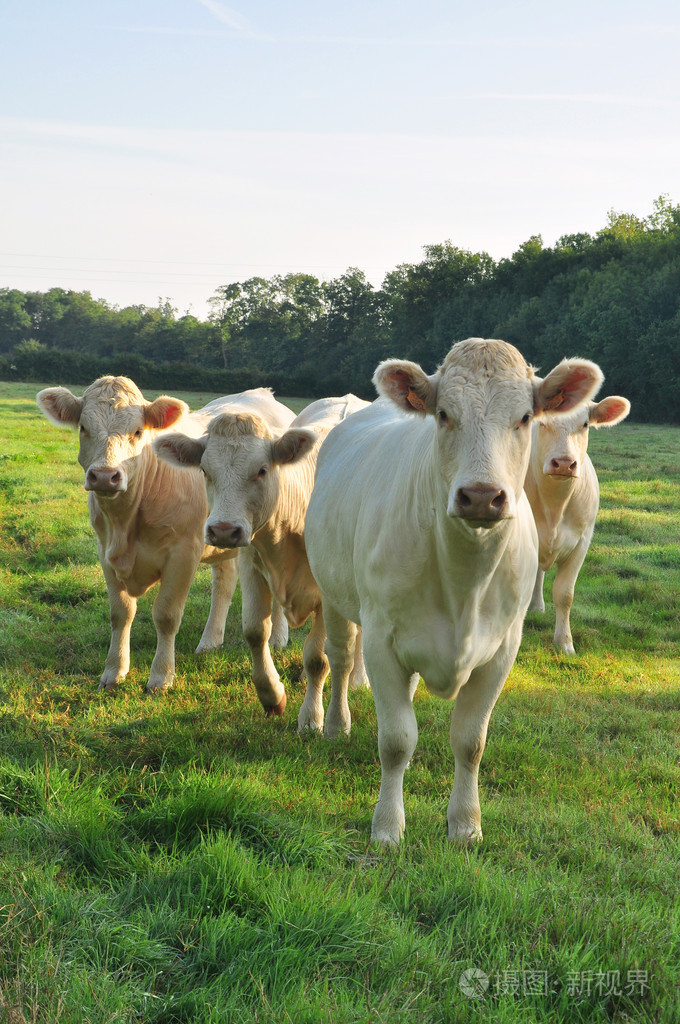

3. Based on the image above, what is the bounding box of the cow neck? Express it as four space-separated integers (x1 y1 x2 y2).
250 457 313 572
248 457 317 626
533 472 579 554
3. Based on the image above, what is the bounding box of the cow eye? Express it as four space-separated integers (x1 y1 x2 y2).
521 413 532 425
437 409 448 424
257 466 268 478
133 429 143 440
583 421 589 430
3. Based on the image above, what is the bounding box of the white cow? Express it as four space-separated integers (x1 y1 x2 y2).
154 395 368 717
36 378 294 692
304 339 604 844
524 394 631 653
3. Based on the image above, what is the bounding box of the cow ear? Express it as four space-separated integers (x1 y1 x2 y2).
36 387 83 428
270 429 318 465
145 396 189 431
534 358 604 416
589 396 631 428
154 432 206 467
373 359 438 415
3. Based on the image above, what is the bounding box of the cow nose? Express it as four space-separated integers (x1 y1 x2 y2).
549 457 578 476
206 521 247 548
455 484 507 521
86 467 123 492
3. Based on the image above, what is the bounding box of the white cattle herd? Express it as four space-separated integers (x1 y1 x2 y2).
36 338 630 844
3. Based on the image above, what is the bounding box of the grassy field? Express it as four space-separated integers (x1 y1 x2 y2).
0 380 679 1024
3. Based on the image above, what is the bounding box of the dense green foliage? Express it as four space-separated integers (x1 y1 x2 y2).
1 384 679 1022
2 198 680 419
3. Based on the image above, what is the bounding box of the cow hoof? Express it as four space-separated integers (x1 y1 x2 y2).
146 680 173 694
371 828 401 847
323 719 351 740
449 824 483 844
264 694 287 717
297 711 324 733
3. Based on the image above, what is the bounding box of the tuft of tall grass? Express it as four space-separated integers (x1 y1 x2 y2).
1 386 679 1023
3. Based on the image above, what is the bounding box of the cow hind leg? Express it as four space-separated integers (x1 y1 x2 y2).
528 567 546 613
296 610 331 734
323 607 358 738
348 627 369 691
195 556 239 653
270 601 289 650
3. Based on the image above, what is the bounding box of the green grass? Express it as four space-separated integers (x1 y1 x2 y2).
1 382 679 1023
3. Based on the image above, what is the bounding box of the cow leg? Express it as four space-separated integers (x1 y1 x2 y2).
295 610 331 733
239 552 287 715
552 541 588 655
146 552 200 691
323 606 358 738
528 567 546 613
270 601 289 650
348 627 369 690
363 630 417 844
447 627 520 842
100 567 136 690
195 555 239 653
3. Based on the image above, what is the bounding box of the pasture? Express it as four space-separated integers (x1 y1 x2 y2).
0 380 679 1023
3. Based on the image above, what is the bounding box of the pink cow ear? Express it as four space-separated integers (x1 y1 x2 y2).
373 359 438 415
534 358 604 416
36 387 83 427
590 396 631 428
144 396 189 431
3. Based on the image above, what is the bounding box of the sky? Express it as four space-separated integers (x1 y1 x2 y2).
2 0 680 320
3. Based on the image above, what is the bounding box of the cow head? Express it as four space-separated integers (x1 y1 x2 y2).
373 338 604 529
154 412 318 547
532 395 631 481
36 376 188 496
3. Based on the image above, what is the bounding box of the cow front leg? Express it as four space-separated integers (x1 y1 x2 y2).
147 555 198 691
552 541 588 655
239 553 286 715
100 568 137 690
528 567 546 613
195 555 239 653
363 629 417 844
447 628 520 842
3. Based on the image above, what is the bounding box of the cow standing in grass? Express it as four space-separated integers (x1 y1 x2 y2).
303 339 604 844
524 393 631 654
155 395 368 717
36 378 294 692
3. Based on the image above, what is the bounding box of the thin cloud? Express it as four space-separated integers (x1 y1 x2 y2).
195 0 264 38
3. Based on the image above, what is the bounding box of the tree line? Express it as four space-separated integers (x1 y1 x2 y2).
2 196 679 421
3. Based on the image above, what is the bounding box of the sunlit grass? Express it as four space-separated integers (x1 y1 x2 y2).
1 384 679 1023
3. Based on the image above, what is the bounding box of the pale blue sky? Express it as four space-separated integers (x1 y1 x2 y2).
2 0 679 317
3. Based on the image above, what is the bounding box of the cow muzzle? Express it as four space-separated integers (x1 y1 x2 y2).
85 466 127 494
451 483 509 526
206 521 251 548
545 456 579 478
